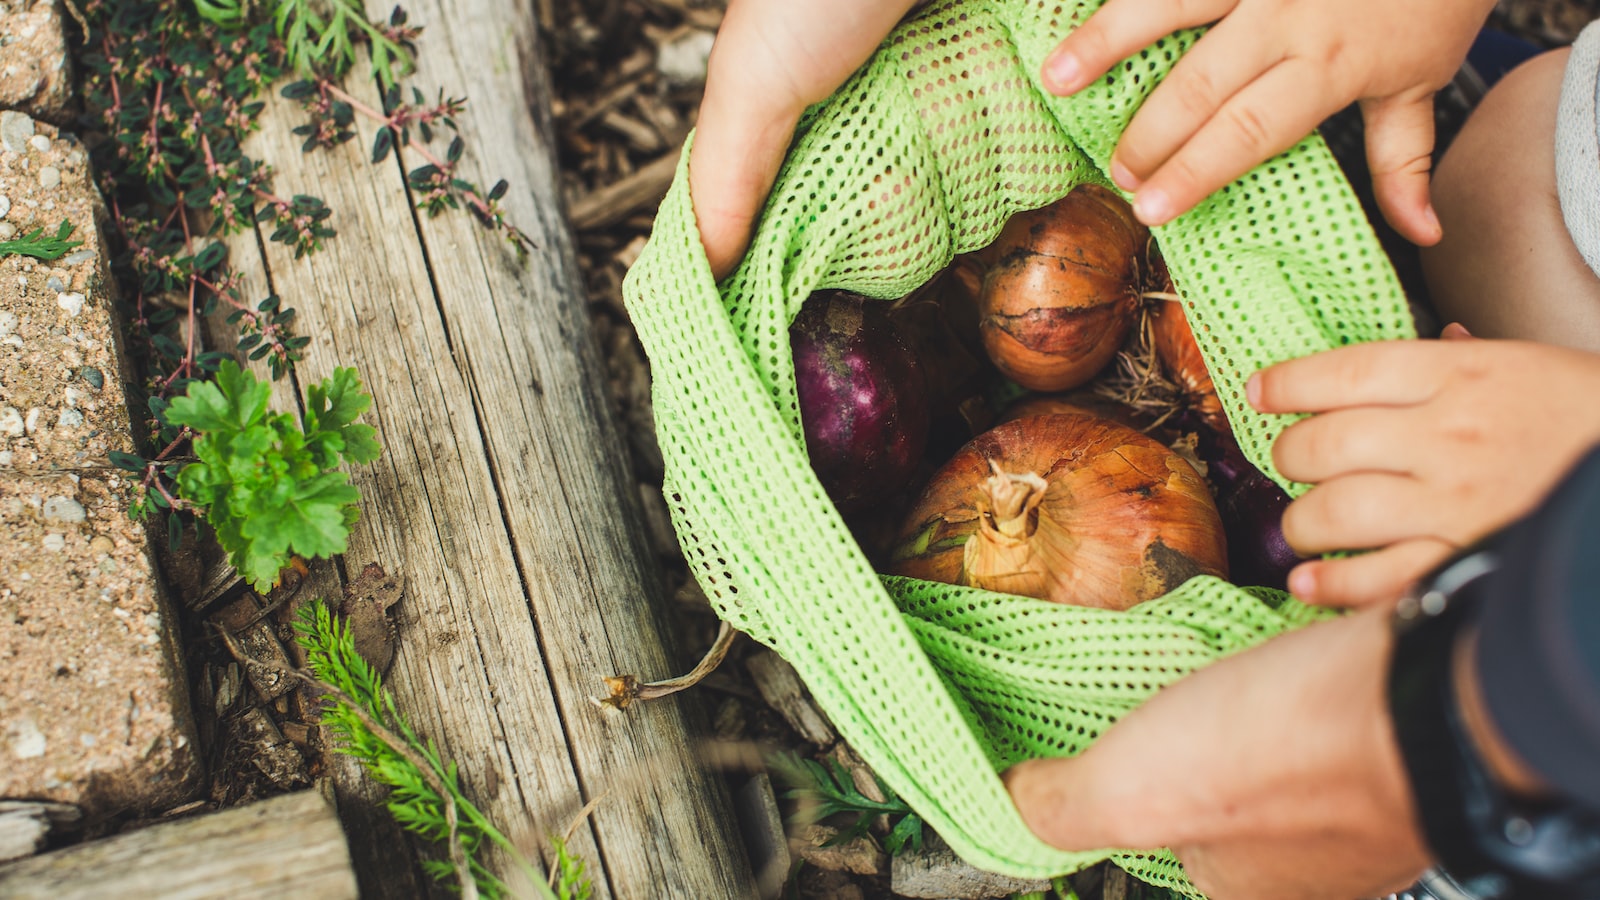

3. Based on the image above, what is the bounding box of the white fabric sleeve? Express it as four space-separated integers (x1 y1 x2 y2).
1557 21 1600 280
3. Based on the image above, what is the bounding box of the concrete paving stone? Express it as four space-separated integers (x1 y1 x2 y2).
0 115 137 473
0 470 200 815
0 1 73 122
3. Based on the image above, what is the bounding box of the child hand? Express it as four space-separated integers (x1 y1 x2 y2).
689 0 920 279
1250 339 1600 607
1042 0 1498 245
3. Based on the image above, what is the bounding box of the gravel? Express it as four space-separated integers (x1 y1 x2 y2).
0 111 33 155
41 495 86 523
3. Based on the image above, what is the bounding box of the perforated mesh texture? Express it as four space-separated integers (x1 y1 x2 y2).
622 0 1413 894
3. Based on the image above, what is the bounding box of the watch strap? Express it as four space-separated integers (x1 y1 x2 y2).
1388 564 1600 900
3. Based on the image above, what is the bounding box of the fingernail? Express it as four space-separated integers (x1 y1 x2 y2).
1110 159 1141 191
1132 188 1171 226
1245 373 1262 409
1288 565 1316 599
1044 52 1082 93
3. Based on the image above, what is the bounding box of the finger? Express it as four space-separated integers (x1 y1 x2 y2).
688 42 804 279
1041 0 1236 96
1111 13 1282 189
1440 321 1473 340
1361 93 1443 246
1128 59 1335 227
1006 755 1127 851
1005 703 1226 850
1287 538 1454 608
1272 406 1421 484
1247 340 1455 414
1281 473 1439 555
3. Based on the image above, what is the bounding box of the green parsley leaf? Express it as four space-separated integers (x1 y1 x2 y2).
169 359 381 590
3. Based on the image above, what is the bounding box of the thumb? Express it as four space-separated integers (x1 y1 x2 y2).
1003 712 1203 852
688 81 801 280
1003 751 1138 852
687 110 798 280
1360 93 1443 247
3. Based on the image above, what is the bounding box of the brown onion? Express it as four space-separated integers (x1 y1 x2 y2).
968 185 1147 392
1148 295 1229 434
888 412 1228 609
998 392 1148 432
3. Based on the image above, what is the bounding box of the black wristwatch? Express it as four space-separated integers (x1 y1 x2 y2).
1386 449 1600 900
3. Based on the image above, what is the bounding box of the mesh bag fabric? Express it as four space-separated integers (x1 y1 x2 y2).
622 0 1415 893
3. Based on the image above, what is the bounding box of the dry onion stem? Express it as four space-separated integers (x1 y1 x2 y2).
964 465 1058 598
597 620 738 710
1093 302 1184 428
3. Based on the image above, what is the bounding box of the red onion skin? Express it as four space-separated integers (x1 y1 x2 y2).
792 291 931 514
1196 428 1303 591
887 286 996 461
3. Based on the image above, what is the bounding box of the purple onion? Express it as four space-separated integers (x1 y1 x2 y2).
792 291 931 514
1196 428 1304 591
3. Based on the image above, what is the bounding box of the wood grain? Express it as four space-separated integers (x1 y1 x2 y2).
374 0 755 894
0 790 357 899
204 3 756 893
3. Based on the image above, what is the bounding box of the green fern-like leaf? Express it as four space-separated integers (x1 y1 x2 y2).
295 599 575 899
273 0 414 87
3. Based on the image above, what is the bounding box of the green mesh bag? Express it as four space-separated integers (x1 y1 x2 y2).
622 0 1415 893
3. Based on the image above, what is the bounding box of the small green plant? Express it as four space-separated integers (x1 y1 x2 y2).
149 360 381 590
0 221 83 261
769 752 925 856
194 0 417 88
550 836 594 900
276 0 417 88
295 598 588 899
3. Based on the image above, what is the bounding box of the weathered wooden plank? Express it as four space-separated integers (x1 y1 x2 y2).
371 0 757 895
0 790 358 899
228 62 602 899
211 205 433 900
0 802 79 863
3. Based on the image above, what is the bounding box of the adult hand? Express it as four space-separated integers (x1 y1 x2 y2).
1251 338 1600 607
1004 606 1429 900
689 0 919 279
1040 0 1499 245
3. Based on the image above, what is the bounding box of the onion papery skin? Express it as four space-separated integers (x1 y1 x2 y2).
792 291 932 514
888 412 1228 609
1149 296 1229 434
972 185 1146 392
998 393 1149 433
